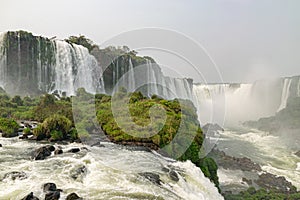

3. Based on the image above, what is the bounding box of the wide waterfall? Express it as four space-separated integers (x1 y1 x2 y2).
192 76 300 125
0 31 104 96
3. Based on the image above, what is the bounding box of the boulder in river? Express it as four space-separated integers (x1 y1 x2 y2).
45 191 60 200
66 193 83 200
294 150 300 157
33 145 55 160
3 171 27 181
21 192 39 200
54 149 63 155
43 183 57 192
139 172 162 185
169 170 179 182
67 148 80 153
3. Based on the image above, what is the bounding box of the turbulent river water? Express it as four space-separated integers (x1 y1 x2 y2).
215 127 300 192
0 137 223 200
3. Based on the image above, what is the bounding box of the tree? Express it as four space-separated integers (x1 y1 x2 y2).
65 35 96 52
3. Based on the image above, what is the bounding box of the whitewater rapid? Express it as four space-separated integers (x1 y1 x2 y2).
0 137 223 200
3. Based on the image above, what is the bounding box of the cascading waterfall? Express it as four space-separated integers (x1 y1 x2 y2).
0 31 104 96
277 78 292 112
0 32 7 88
127 57 136 92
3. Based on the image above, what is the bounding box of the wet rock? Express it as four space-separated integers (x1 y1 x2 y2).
0 143 2 147
33 146 55 160
242 177 252 185
54 149 63 155
139 172 162 185
162 167 170 173
208 149 262 172
21 192 39 200
3 171 27 180
43 183 57 192
295 150 300 157
255 172 296 194
66 193 83 200
68 148 80 153
70 165 87 181
169 170 179 182
45 191 60 200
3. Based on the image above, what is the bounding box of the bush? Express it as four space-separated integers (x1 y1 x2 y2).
23 127 31 135
0 118 19 137
33 114 72 141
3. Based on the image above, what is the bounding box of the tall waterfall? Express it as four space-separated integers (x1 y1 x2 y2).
277 78 293 112
0 31 104 96
297 78 300 97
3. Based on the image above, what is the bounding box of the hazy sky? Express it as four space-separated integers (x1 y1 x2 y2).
0 0 299 83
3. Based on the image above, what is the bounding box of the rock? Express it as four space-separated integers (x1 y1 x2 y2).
139 172 162 185
255 172 296 194
54 149 63 155
169 170 179 182
209 149 262 172
162 167 170 173
70 165 87 181
21 192 39 200
202 123 224 134
242 177 252 185
33 146 55 160
3 171 27 180
295 151 300 157
68 148 80 153
43 183 57 192
0 144 2 147
45 191 60 200
66 193 83 200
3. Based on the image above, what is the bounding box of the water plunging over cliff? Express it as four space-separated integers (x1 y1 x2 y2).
0 31 104 96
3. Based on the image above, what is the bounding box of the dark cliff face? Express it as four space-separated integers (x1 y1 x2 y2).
1 31 56 96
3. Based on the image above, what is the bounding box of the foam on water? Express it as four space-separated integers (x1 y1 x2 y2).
0 138 223 199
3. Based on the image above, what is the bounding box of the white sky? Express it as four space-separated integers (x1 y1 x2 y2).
0 0 299 83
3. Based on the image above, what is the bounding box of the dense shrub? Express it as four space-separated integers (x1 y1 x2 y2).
33 114 73 141
0 118 19 137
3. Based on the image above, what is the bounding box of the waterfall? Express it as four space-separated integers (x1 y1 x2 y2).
0 32 6 88
0 31 104 96
128 57 136 92
277 78 292 112
192 79 287 125
297 77 300 97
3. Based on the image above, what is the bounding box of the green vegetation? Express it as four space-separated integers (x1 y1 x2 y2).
96 89 219 188
0 117 19 137
65 35 96 52
224 187 300 200
33 114 72 141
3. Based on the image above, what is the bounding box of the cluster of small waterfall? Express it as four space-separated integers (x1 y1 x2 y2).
0 30 299 125
192 76 300 125
0 31 104 96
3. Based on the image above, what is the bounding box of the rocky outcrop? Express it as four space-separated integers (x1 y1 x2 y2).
208 149 262 172
295 150 300 157
255 172 296 194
